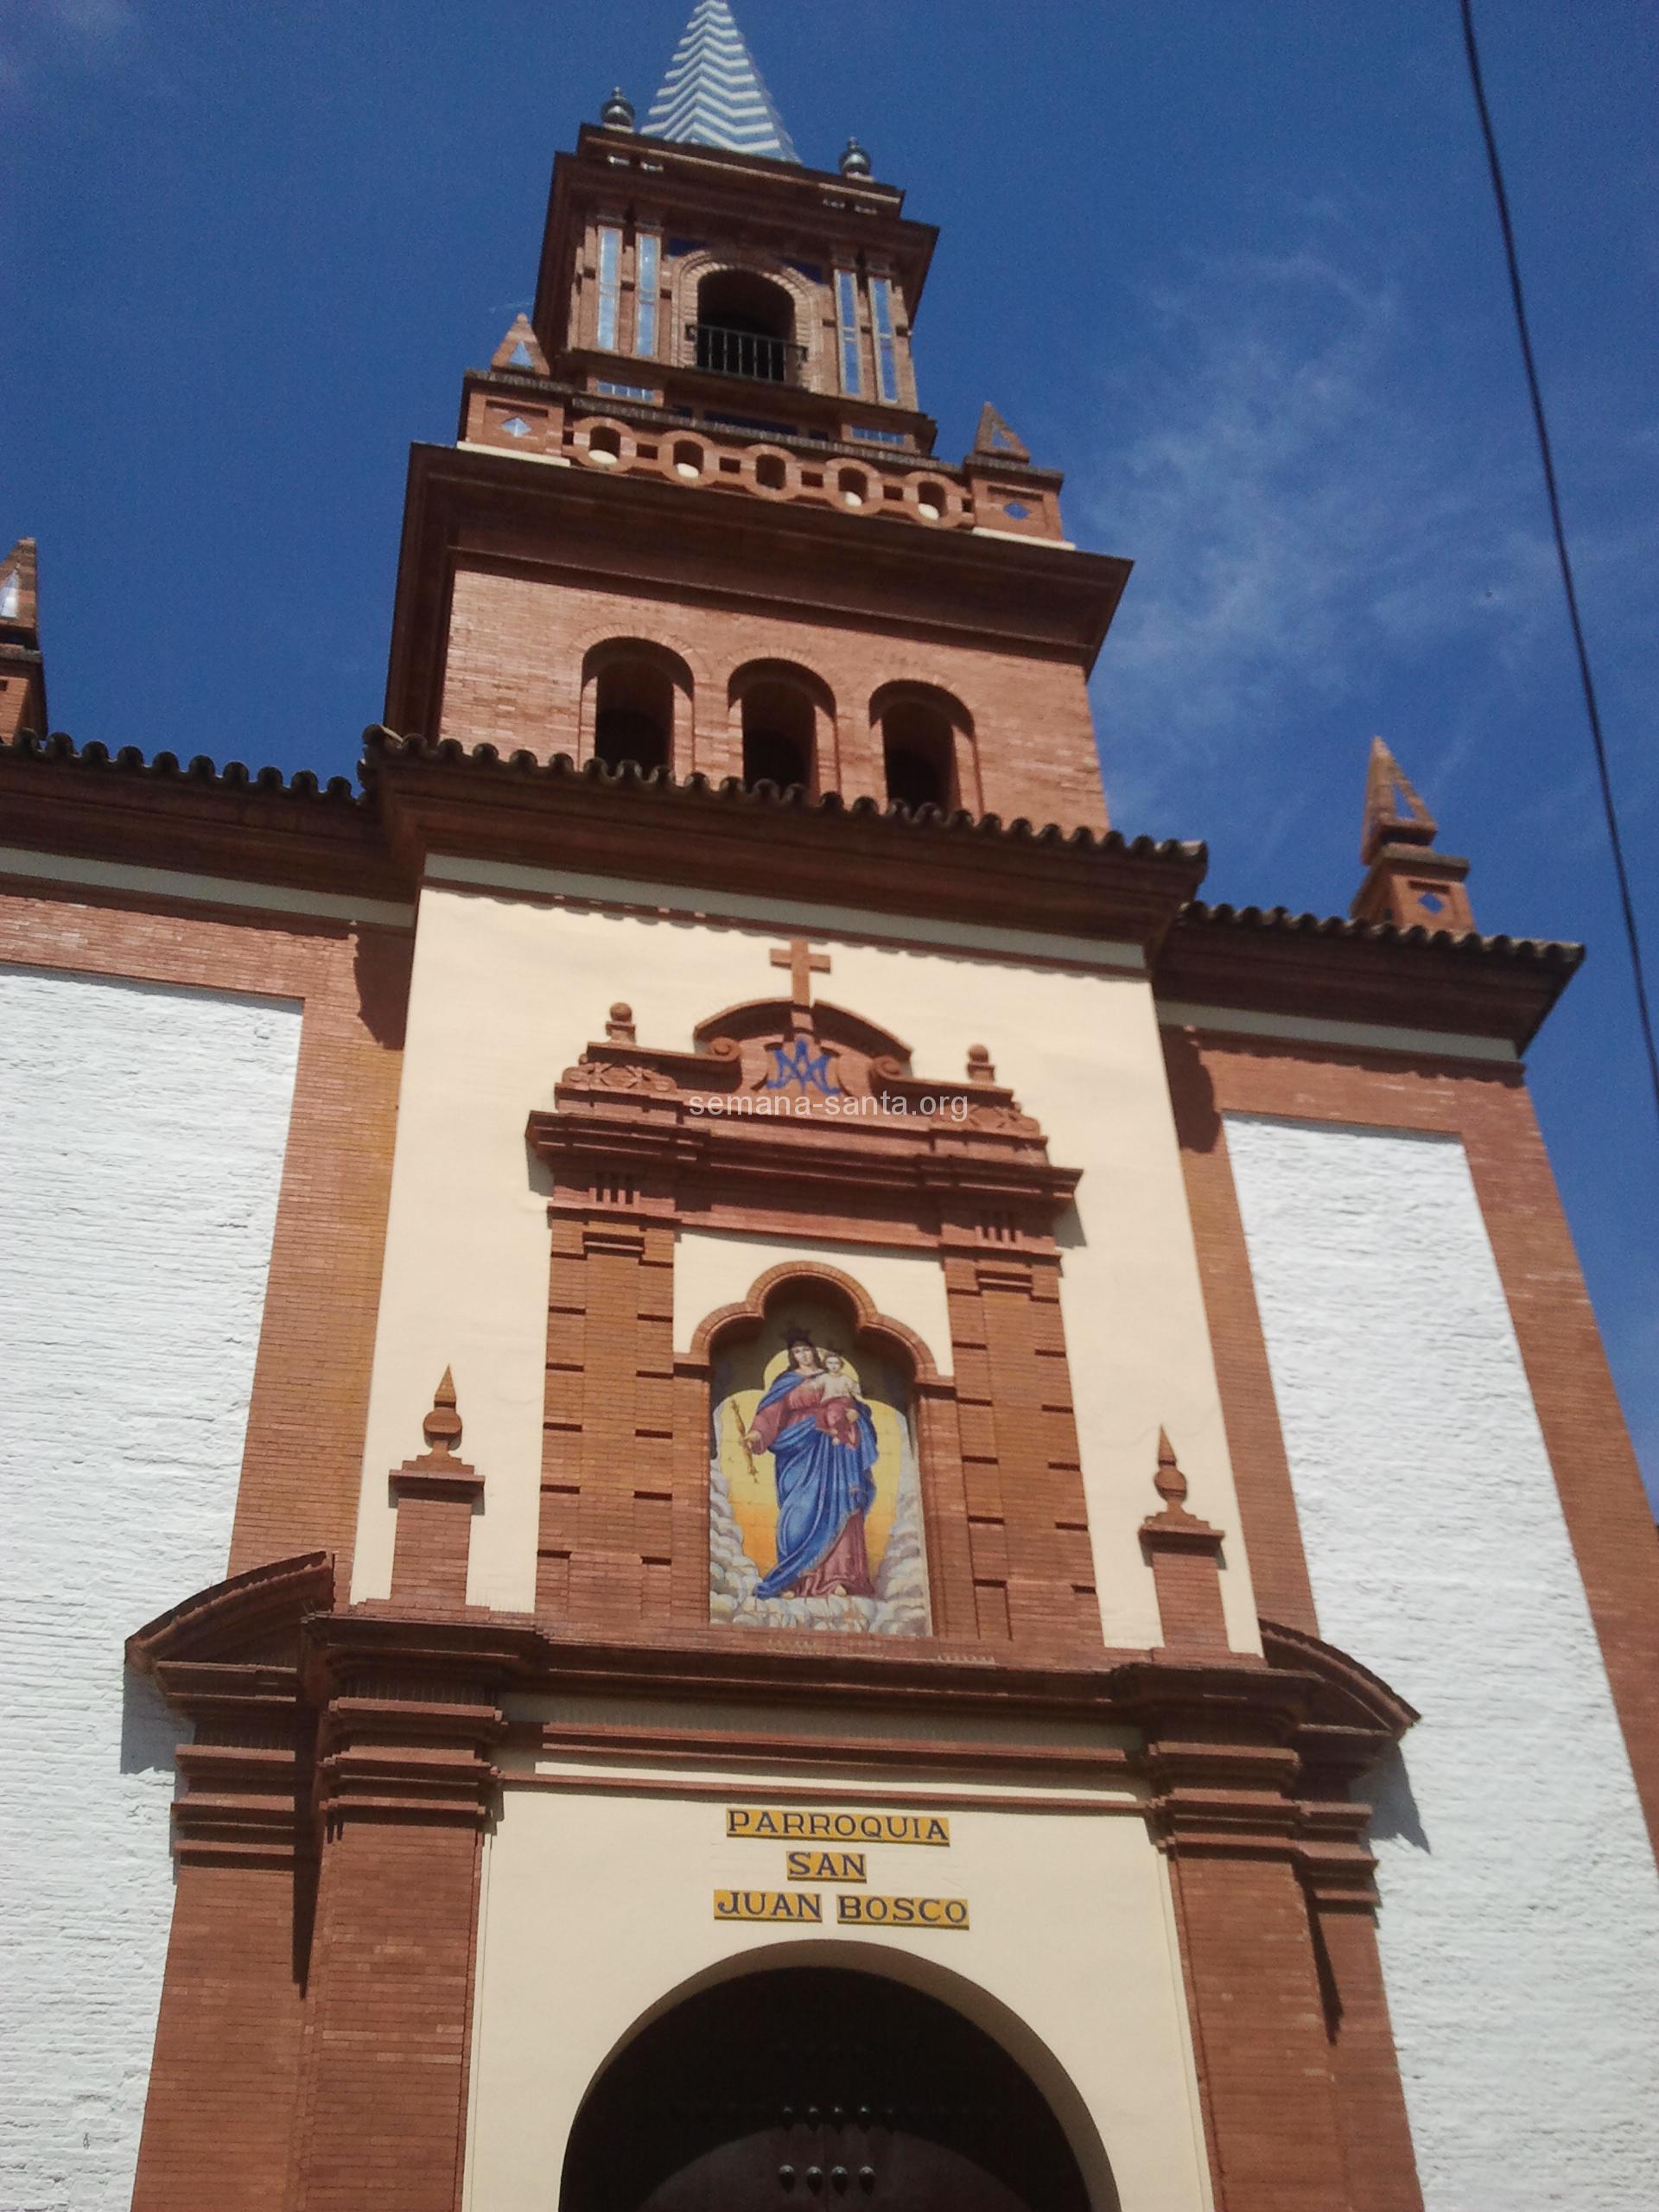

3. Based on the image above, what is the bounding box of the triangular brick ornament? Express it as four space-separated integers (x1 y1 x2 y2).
0 536 40 643
1361 736 1437 865
492 314 549 375
970 403 1030 465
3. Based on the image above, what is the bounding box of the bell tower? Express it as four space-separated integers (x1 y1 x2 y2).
384 2 1128 830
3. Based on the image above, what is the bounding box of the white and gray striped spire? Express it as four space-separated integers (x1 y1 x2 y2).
641 1 798 163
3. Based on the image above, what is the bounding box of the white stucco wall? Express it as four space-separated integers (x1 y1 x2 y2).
0 965 302 2212
1224 1114 1659 2211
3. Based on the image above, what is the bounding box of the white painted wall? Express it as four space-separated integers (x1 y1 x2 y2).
0 966 302 2212
1224 1114 1659 2212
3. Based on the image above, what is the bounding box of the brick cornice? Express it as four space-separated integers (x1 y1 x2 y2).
1157 899 1581 1052
0 730 404 905
126 1570 1421 1867
383 434 1132 740
371 730 1204 954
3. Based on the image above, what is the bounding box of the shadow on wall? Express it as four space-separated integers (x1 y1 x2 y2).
1369 1745 1433 1853
353 928 413 1052
120 1666 178 1777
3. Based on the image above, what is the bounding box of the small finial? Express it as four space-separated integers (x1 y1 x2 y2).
607 1001 637 1042
1152 1429 1190 1514
966 1043 995 1084
423 1368 462 1457
839 137 872 178
601 86 636 130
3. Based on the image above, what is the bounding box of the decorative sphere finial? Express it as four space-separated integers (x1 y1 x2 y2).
601 86 635 130
839 137 872 179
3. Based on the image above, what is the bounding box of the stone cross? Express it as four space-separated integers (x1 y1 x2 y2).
770 938 830 1015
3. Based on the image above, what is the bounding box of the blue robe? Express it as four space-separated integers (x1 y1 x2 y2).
750 1371 880 1600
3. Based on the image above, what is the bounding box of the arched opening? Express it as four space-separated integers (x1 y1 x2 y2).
560 1965 1093 2211
877 691 964 814
740 678 816 792
583 641 694 779
696 269 799 384
730 661 833 796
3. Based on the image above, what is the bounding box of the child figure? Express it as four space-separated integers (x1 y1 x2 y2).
810 1351 862 1448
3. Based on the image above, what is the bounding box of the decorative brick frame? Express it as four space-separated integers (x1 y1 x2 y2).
524 989 1102 1655
686 1256 968 1634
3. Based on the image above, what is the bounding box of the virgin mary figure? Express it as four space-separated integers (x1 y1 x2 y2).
745 1335 880 1599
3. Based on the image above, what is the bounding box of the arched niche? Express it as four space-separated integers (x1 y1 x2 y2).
559 1954 1111 2212
729 658 835 795
697 1267 934 1637
870 682 979 817
695 266 801 385
581 639 694 778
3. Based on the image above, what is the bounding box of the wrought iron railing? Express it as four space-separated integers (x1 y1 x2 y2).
686 321 806 385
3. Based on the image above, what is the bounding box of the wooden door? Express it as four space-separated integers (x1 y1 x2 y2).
561 1967 1091 2211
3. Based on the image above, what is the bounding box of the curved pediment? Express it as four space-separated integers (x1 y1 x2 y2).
693 995 912 1069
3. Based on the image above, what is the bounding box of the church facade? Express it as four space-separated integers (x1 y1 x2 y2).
5 8 1658 2209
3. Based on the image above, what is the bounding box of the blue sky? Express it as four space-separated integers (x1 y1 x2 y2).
4 1 1656 1491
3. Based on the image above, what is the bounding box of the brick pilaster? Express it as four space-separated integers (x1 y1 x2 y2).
287 1641 509 2212
945 1249 1099 1651
539 1204 677 1627
1123 1661 1353 2212
130 1666 315 2212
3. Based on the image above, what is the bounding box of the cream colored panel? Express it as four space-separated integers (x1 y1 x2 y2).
673 1230 952 1370
826 938 1255 1651
353 881 1257 1649
462 1780 1211 2212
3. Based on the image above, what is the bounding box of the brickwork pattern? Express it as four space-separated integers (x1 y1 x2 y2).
0 962 302 2212
130 1862 309 2212
1215 1079 1659 2209
290 1820 484 2212
438 565 1109 831
1172 1029 1659 1842
944 1252 1102 1651
0 881 410 1583
539 1210 680 1622
1172 1853 1351 2212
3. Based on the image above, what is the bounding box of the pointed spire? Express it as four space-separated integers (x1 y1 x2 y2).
0 537 40 645
642 1 798 163
969 404 1031 466
491 313 549 376
1361 736 1437 865
1351 738 1476 934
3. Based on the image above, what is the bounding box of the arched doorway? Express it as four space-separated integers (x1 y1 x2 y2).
560 1965 1092 2210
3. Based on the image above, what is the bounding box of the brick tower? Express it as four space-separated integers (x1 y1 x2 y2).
385 1 1120 834
6 10 1659 2212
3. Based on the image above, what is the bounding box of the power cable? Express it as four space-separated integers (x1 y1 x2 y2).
1459 0 1659 1135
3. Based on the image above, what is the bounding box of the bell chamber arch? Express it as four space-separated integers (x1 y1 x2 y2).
559 1963 1098 2212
